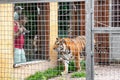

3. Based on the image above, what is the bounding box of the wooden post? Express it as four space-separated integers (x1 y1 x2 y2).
0 4 13 80
49 2 58 64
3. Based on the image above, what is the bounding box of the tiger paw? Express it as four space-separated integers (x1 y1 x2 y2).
58 58 63 61
76 68 81 72
61 71 68 75
76 69 81 72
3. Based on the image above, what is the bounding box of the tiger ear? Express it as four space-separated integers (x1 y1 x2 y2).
62 39 65 43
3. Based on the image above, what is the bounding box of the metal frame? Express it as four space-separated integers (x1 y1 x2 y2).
85 0 94 80
0 0 85 3
109 0 112 62
92 27 120 33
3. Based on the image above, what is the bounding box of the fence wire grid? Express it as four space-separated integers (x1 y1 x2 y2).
0 0 120 80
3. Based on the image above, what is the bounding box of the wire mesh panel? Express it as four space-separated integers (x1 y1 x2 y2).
0 0 86 80
94 0 120 80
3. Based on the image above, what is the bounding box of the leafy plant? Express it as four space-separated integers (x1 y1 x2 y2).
71 71 86 78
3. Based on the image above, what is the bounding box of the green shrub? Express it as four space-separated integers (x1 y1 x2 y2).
71 71 86 78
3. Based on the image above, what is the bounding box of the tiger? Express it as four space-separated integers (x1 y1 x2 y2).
53 36 86 74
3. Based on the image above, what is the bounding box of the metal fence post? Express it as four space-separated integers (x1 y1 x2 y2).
85 0 94 80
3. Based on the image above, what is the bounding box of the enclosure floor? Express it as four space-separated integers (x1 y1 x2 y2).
94 64 120 80
48 73 85 80
49 64 120 80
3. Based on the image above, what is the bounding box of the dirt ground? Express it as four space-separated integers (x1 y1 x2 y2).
49 64 120 80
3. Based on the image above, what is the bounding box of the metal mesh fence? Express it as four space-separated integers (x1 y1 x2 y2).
0 0 120 80
94 0 120 80
0 1 86 80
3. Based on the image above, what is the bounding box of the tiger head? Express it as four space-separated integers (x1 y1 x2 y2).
53 38 66 52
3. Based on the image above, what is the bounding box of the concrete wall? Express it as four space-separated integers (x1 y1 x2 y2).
0 4 14 80
49 2 58 63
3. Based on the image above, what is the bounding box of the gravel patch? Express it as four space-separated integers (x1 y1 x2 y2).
95 64 120 80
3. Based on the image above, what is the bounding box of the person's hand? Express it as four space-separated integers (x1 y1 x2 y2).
22 27 26 31
19 27 24 33
24 30 30 33
22 27 30 33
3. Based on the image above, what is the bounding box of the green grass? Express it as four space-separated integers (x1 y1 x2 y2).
80 60 86 70
71 71 86 78
25 72 46 80
25 65 64 80
25 60 86 80
71 60 86 78
43 68 61 79
68 61 76 72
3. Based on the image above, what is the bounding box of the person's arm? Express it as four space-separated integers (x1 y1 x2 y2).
14 27 23 38
22 26 30 34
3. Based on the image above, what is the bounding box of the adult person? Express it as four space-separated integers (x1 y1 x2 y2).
14 15 28 66
14 6 24 21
